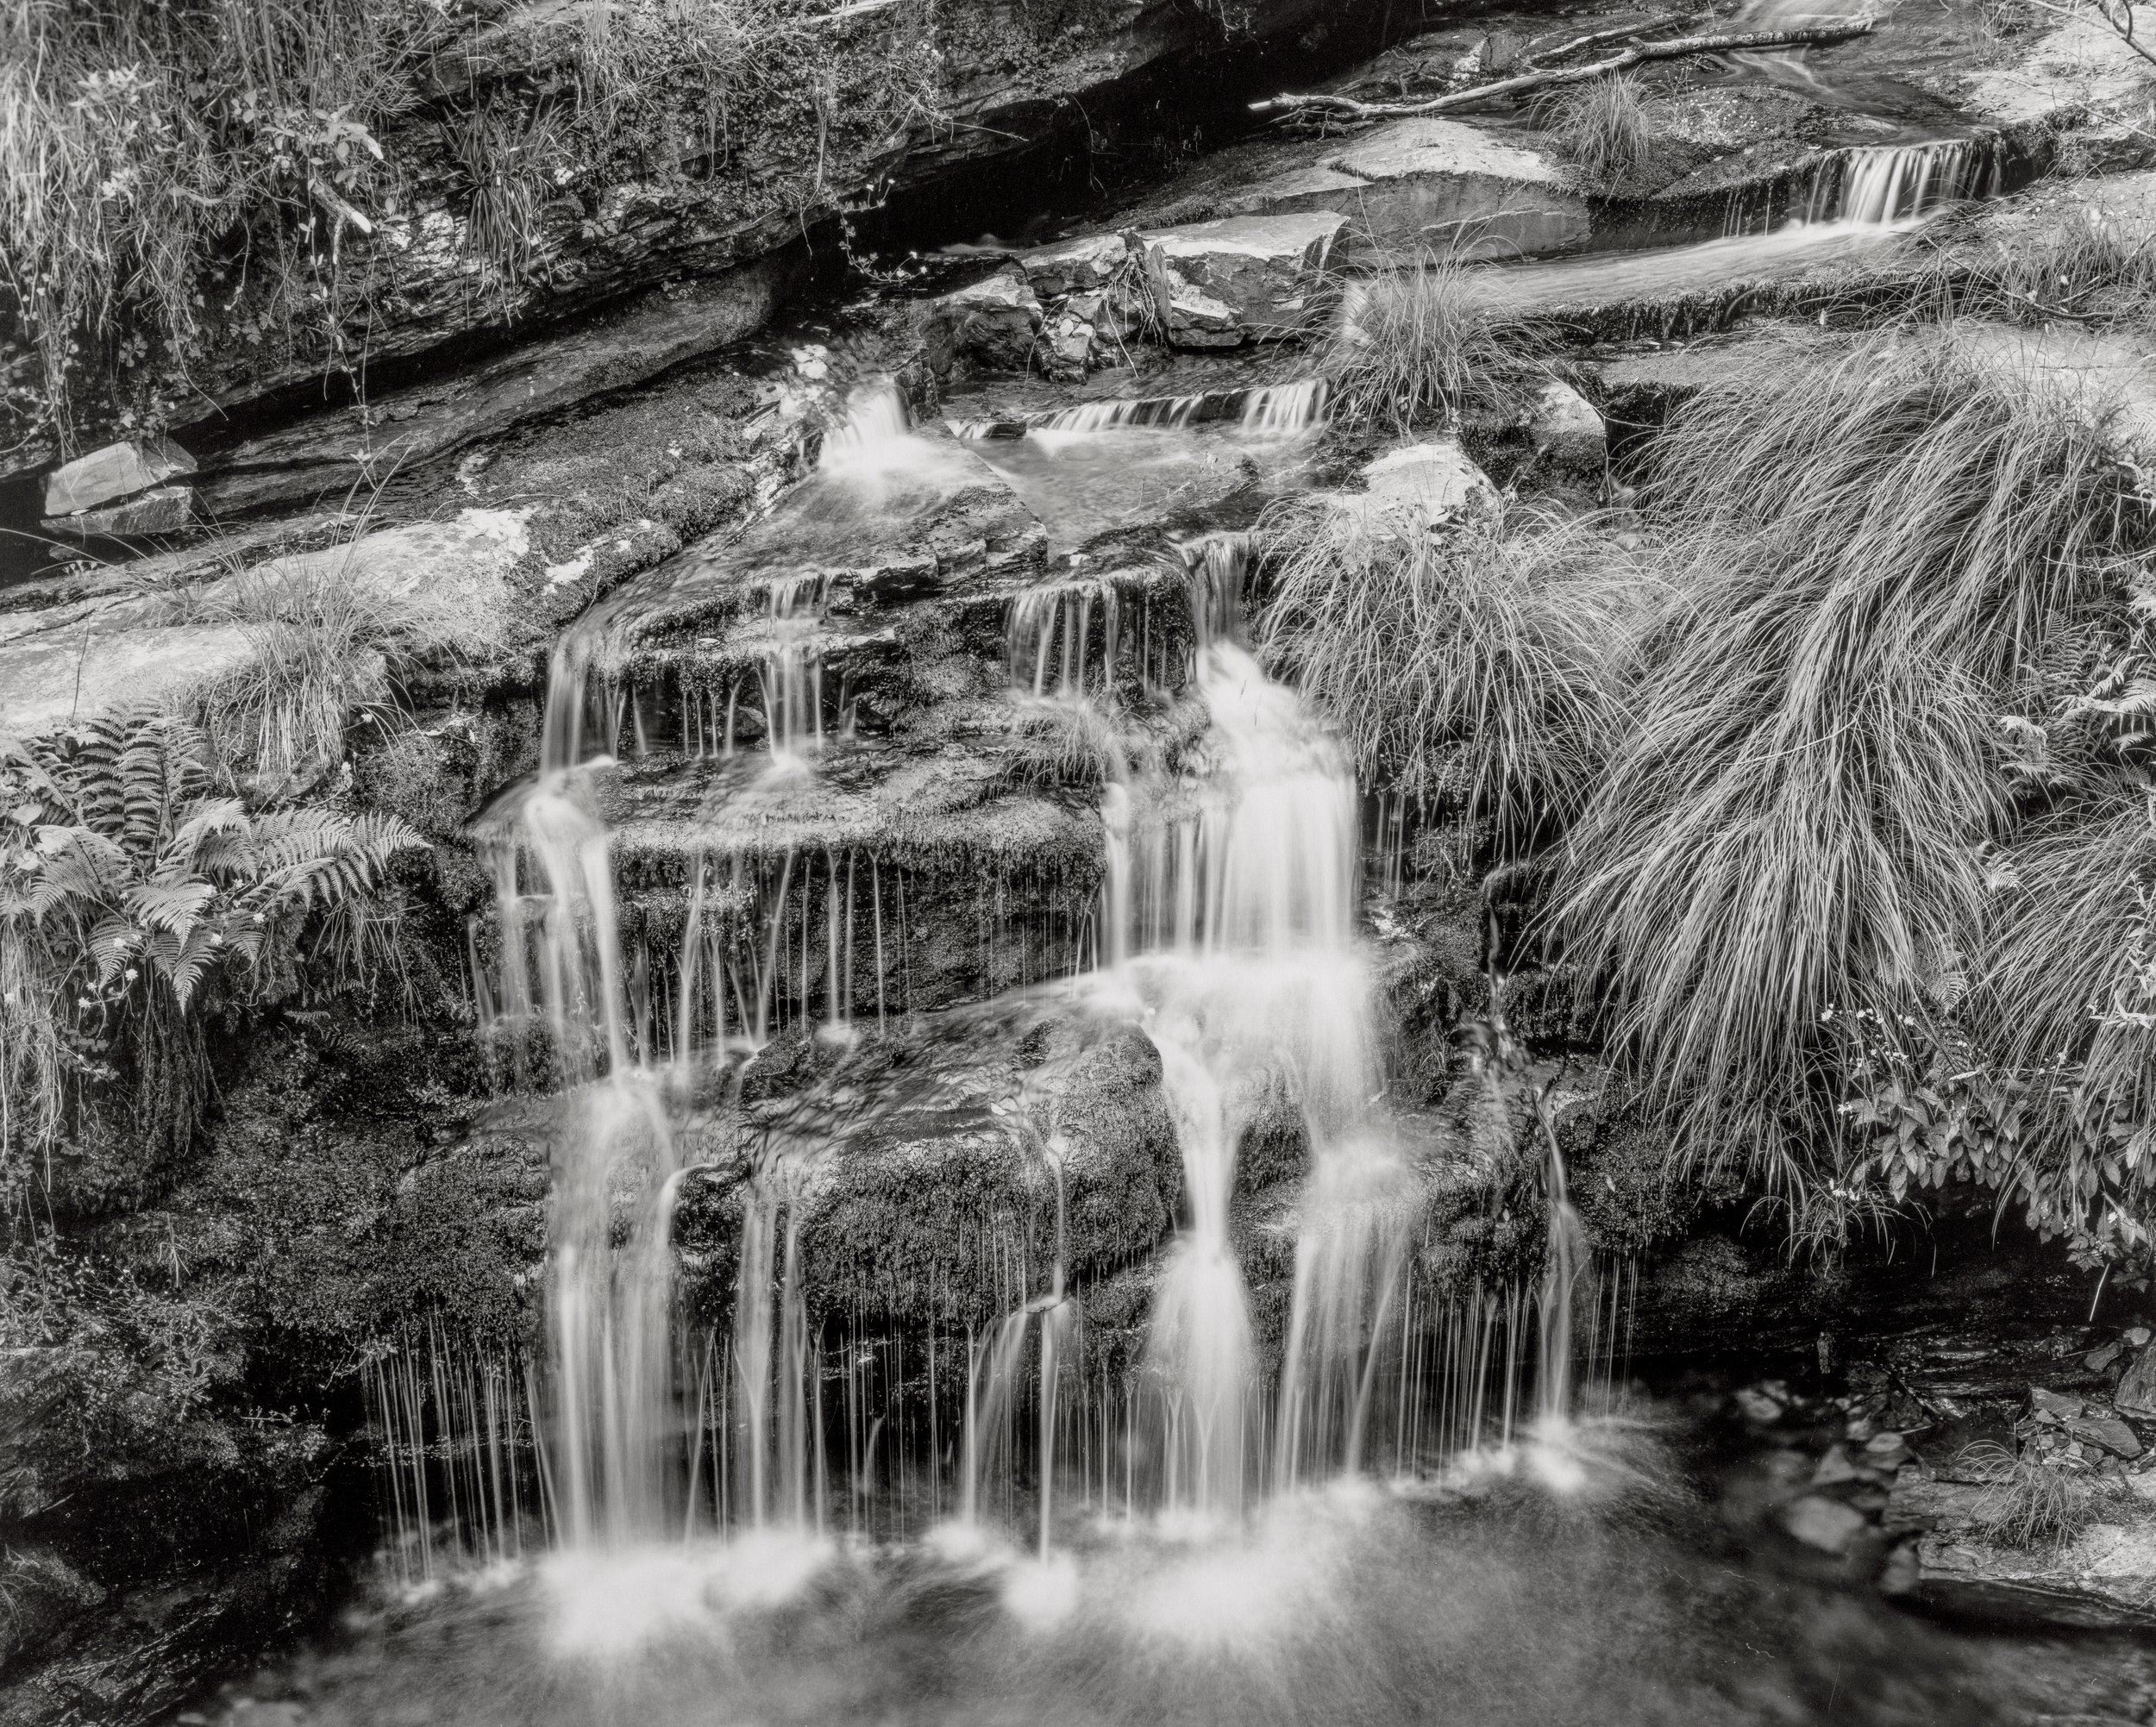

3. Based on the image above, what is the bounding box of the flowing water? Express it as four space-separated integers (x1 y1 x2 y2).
287 147 2115 1710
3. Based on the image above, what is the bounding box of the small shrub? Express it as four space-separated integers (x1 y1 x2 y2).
0 709 423 1185
1958 1441 2096 1550
1537 74 1651 185
1257 500 1654 848
1321 253 1545 434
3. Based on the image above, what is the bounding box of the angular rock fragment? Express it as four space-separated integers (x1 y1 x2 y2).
1018 231 1131 298
1783 1494 1870 1554
2117 1345 2156 1417
2069 1413 2143 1459
42 483 194 538
1526 378 1607 475
43 435 196 516
924 269 1044 372
1358 439 1501 522
1137 212 1344 347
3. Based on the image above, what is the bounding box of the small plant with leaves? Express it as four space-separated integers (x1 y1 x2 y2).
0 709 423 1187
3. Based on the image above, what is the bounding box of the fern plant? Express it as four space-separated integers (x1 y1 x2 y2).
1 708 423 1186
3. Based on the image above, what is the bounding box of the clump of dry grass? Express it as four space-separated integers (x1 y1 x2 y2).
1958 1441 2097 1550
1321 253 1546 434
1257 498 1656 849
1557 327 2140 1184
1930 206 2156 326
1537 73 1651 184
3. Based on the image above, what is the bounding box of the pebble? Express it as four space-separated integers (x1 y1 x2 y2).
1782 1494 1871 1555
1733 1388 1783 1424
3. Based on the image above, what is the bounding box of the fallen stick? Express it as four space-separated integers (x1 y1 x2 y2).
1250 22 1875 122
1529 10 1695 65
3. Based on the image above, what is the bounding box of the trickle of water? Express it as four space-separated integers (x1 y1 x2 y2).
1038 394 1210 433
1006 578 1122 701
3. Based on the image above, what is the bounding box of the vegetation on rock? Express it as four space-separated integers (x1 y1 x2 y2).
0 709 421 1196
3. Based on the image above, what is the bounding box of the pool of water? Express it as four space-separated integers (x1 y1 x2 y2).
195 1414 2156 1727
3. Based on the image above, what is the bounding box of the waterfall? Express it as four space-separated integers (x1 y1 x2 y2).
1006 578 1121 700
1239 378 1329 435
1808 137 1996 226
755 573 832 774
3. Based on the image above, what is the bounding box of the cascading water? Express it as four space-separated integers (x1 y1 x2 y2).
470 360 1589 1575
1094 532 1418 1514
1807 136 1998 225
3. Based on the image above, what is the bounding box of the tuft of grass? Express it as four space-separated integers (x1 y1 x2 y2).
1321 252 1546 435
1557 328 2140 1182
187 548 420 793
1941 207 2156 327
1257 499 1655 848
1958 1441 2096 1550
1536 73 1651 185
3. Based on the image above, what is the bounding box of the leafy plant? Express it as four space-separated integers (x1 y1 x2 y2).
0 708 423 1186
0 0 430 437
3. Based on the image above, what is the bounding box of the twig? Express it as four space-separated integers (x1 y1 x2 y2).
1250 22 1876 121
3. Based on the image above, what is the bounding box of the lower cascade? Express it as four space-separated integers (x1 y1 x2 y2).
464 392 1590 1582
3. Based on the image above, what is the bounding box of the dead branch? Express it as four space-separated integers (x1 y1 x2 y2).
1530 11 1695 65
1250 22 1877 122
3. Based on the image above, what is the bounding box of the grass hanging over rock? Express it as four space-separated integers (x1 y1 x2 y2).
0 0 433 437
1257 498 1653 850
1557 327 2144 1208
2 0 950 444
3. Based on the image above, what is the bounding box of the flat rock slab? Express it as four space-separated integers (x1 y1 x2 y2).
43 483 194 539
1123 118 1586 264
1357 438 1500 520
0 623 257 744
585 428 1044 659
0 507 534 743
1468 220 1919 318
1965 3 2156 130
194 259 793 518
